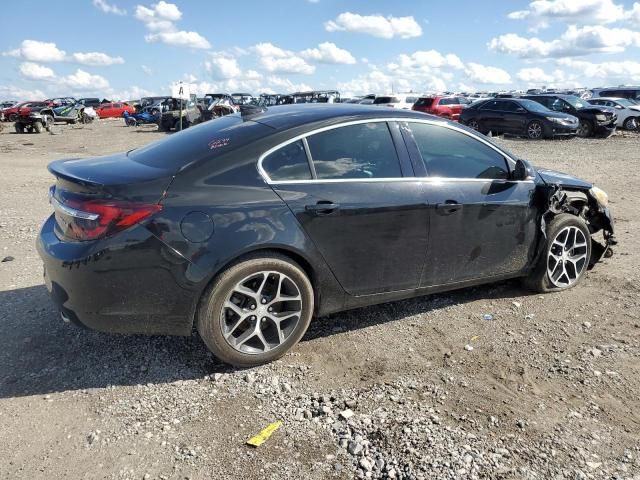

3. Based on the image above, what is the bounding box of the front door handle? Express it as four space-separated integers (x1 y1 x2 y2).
436 200 463 215
305 201 340 215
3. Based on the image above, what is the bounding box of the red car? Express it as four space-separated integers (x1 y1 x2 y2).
3 101 50 122
412 96 470 121
95 102 136 119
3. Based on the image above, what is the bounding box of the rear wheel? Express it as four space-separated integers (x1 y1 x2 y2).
8 113 17 122
467 119 479 131
526 120 544 139
197 253 314 367
623 117 638 130
33 121 44 133
524 214 591 293
577 120 593 138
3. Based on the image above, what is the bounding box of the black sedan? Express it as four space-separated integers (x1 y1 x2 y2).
37 104 615 366
460 98 579 139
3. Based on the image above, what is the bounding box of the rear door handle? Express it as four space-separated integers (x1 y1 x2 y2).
305 202 340 215
436 200 463 215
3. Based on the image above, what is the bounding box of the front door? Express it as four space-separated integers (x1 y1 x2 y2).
403 121 538 286
261 121 429 295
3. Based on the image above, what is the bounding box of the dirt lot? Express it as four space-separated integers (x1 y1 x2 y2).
0 119 639 480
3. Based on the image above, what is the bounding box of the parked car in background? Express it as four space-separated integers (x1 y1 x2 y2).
95 102 136 119
373 94 415 109
0 100 18 121
459 98 579 139
231 93 254 105
37 103 615 367
2 101 45 122
140 96 172 115
358 94 376 105
587 97 640 130
590 86 640 102
78 98 102 109
13 101 52 121
522 94 616 138
158 95 201 131
46 97 78 107
412 95 470 121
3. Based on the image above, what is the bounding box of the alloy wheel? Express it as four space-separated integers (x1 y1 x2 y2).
220 271 303 354
527 122 543 139
547 226 588 288
468 119 479 131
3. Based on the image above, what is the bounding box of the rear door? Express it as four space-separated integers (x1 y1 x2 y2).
501 101 528 133
478 100 505 133
402 121 537 286
262 120 430 295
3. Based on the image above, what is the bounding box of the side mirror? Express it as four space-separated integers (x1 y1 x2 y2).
512 158 534 181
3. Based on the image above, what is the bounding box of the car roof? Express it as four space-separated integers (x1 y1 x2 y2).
246 103 431 130
591 97 625 101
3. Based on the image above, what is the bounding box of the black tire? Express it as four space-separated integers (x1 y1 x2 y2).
8 113 17 122
14 122 25 133
197 253 314 367
526 120 544 139
577 119 593 138
33 121 43 133
523 213 591 293
467 119 480 131
623 117 638 130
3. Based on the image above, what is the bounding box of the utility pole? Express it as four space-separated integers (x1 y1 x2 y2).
179 81 183 131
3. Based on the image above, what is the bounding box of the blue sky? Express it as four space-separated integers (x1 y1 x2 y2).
1 0 640 100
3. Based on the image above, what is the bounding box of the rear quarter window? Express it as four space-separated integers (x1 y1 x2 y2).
415 98 434 107
262 141 312 181
129 115 273 171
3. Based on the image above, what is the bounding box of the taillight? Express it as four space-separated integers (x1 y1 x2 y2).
51 190 161 241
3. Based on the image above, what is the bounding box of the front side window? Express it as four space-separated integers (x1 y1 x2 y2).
409 122 510 180
306 122 402 179
262 140 312 181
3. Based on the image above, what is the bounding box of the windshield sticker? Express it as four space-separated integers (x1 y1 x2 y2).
209 138 230 149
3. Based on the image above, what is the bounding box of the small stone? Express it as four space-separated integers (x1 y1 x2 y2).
359 458 373 472
583 321 592 329
87 432 98 445
464 344 474 351
1 256 14 262
512 301 521 309
586 461 602 470
340 409 354 420
213 373 224 381
303 410 312 420
483 313 494 321
590 348 602 357
516 419 525 429
245 373 256 384
348 441 363 455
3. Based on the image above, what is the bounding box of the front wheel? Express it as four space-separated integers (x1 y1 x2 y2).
526 120 544 139
14 122 25 133
197 253 314 367
577 120 593 138
467 119 479 131
524 214 591 293
623 117 638 130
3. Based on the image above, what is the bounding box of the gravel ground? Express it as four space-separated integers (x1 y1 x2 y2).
0 119 639 480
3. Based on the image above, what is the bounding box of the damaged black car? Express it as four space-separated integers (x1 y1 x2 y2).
37 104 615 367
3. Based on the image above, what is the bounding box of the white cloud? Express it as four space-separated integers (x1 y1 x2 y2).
253 43 315 74
558 58 640 82
141 65 153 75
508 0 629 29
465 63 511 84
628 3 640 26
300 42 356 64
145 31 211 49
204 54 242 79
0 84 47 101
325 12 422 39
63 69 110 90
515 67 581 88
19 62 55 80
71 52 124 66
4 40 66 62
394 50 464 71
93 0 126 16
488 25 640 58
135 1 209 49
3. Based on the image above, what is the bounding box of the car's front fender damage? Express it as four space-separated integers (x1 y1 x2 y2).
539 184 616 268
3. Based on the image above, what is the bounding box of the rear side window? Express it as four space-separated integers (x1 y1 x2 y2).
262 140 312 181
373 96 398 104
307 122 402 179
415 98 434 107
409 123 509 180
439 97 457 106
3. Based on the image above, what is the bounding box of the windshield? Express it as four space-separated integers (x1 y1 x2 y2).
520 99 550 113
615 98 637 107
562 96 588 109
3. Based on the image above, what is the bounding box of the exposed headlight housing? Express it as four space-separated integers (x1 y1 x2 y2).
590 186 609 208
595 114 606 121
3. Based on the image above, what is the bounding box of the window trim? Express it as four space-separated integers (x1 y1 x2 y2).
257 117 522 185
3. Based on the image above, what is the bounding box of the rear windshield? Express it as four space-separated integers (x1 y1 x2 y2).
414 98 434 107
128 115 272 171
373 96 399 104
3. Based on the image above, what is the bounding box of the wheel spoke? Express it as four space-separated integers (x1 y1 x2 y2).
234 327 257 347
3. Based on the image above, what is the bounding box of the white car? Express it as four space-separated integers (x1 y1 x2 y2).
588 97 640 130
372 94 417 110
